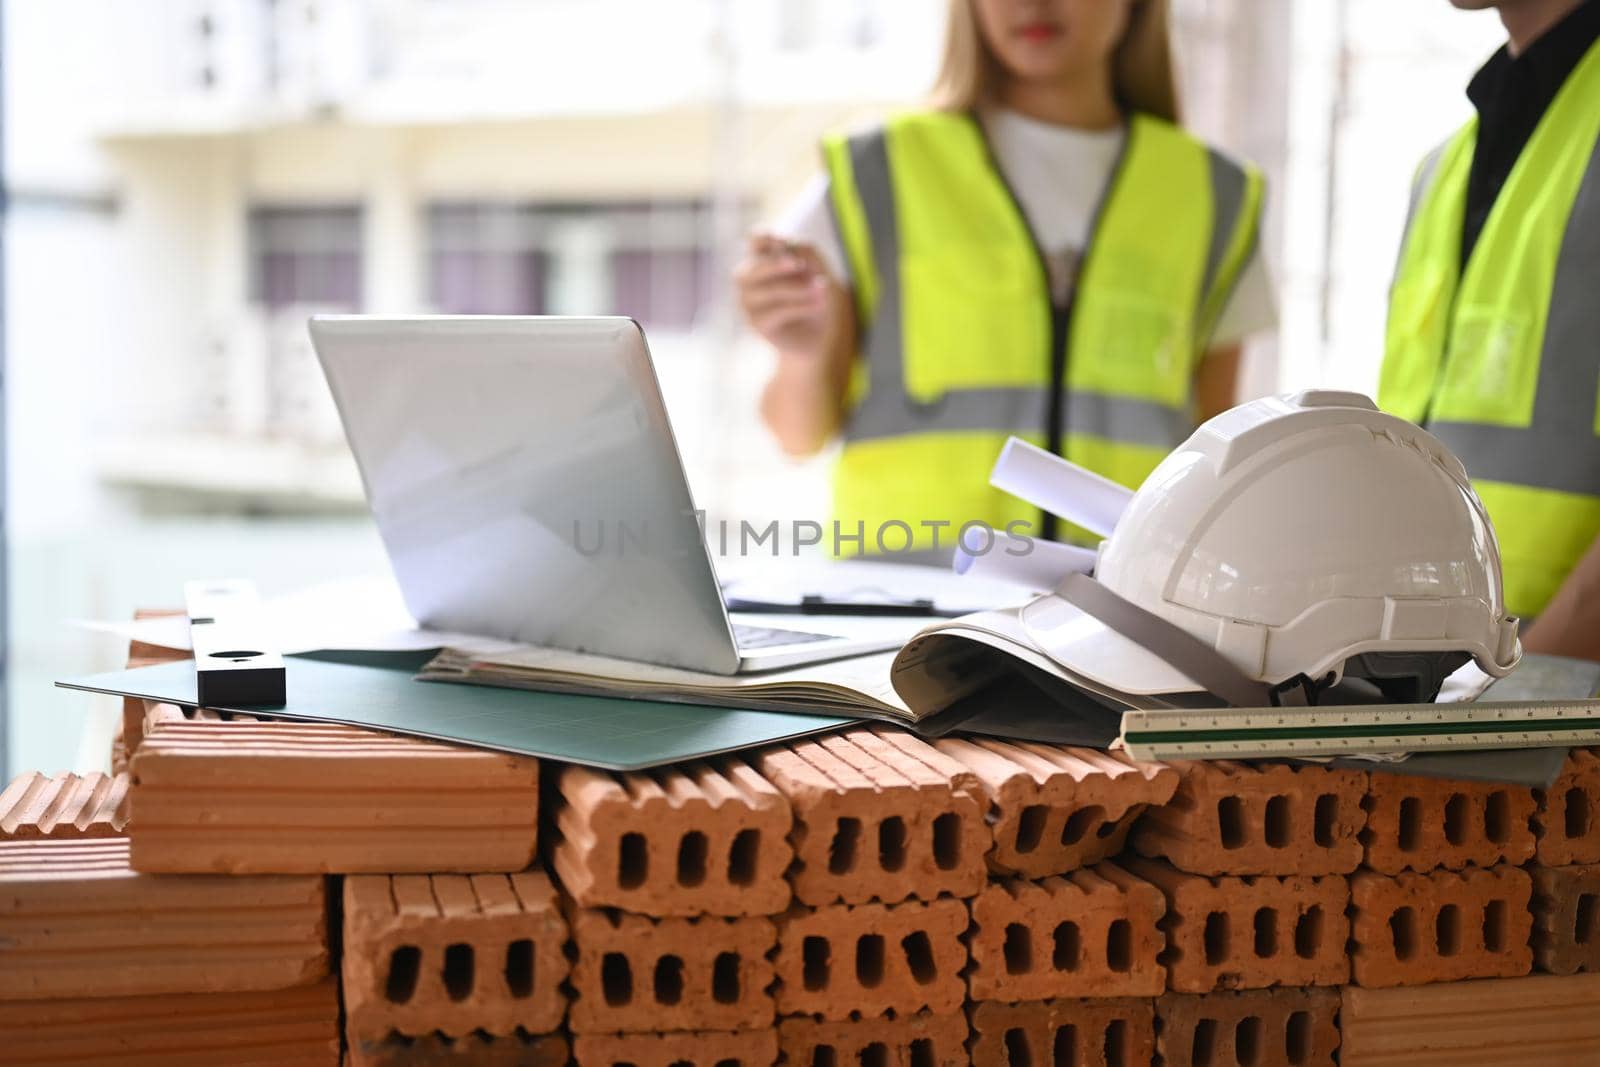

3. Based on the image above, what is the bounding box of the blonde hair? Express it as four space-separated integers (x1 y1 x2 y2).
930 0 1181 123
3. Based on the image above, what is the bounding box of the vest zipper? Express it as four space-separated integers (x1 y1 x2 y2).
970 111 1136 545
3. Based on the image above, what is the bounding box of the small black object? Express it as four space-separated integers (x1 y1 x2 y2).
185 579 286 707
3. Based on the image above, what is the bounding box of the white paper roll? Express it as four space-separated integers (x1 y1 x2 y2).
953 531 1097 591
988 437 1133 538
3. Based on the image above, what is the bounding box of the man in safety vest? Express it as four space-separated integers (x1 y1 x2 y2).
1380 0 1600 659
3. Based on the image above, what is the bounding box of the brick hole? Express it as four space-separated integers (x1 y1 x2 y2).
652 955 684 1005
901 931 937 984
712 951 741 1003
676 831 709 887
1052 1023 1077 1067
1265 795 1290 848
859 1043 888 1067
1285 1010 1311 1065
1103 1019 1128 1067
932 812 962 870
1254 908 1278 958
1313 794 1338 847
1004 1027 1033 1067
504 939 534 998
1106 919 1132 973
1566 787 1590 839
1484 899 1508 952
619 833 648 889
1191 1019 1218 1067
1235 1016 1261 1066
856 934 886 988
811 1047 838 1067
1294 906 1323 959
727 829 759 886
1218 796 1246 849
1061 805 1106 845
441 943 474 1002
829 818 861 874
1435 904 1462 957
878 817 908 873
713 1061 738 1067
1004 923 1033 974
803 936 831 991
1052 921 1081 971
1577 894 1598 945
1398 797 1421 852
1204 912 1230 965
1016 805 1048 853
1444 794 1468 846
1484 791 1510 845
1390 907 1418 961
602 952 633 1005
384 945 421 1003
910 1039 935 1067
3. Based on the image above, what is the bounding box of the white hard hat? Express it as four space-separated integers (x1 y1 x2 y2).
1022 390 1521 701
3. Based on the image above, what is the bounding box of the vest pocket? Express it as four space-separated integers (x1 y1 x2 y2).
1066 285 1192 405
899 245 1046 402
1434 305 1538 427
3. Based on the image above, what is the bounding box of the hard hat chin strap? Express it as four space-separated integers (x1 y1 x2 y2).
1054 573 1317 708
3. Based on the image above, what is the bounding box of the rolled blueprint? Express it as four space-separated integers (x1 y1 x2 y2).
953 531 1097 591
988 437 1133 538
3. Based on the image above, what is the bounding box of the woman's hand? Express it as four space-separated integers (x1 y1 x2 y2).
735 233 837 359
739 232 856 456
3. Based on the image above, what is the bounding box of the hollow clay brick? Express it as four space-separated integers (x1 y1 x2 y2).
574 1030 777 1067
1131 760 1366 877
1536 748 1600 866
129 718 539 873
568 907 775 1034
0 837 327 999
968 997 1155 1067
1349 865 1533 987
774 896 969 1019
111 725 128 775
1532 863 1600 976
349 1031 571 1067
1361 772 1536 874
555 759 791 916
0 770 128 839
120 607 191 759
1340 972 1600 1066
0 978 341 1067
1122 857 1349 992
343 869 569 1040
968 864 1166 1001
777 1010 969 1067
754 726 988 905
933 738 1176 878
1155 987 1340 1067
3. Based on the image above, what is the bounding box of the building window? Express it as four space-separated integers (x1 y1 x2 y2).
426 199 713 331
249 205 363 310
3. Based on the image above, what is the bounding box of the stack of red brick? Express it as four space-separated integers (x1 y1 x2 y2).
2 625 1599 1064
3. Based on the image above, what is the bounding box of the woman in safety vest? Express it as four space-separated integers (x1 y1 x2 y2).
735 0 1273 558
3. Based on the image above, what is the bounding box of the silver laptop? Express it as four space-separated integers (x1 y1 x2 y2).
309 315 913 674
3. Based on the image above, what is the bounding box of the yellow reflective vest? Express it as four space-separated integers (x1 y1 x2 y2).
821 110 1263 554
1381 37 1600 620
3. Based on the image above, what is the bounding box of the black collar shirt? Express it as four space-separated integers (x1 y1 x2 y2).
1461 0 1600 267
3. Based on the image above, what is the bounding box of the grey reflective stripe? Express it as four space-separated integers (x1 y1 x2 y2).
847 385 1189 447
1425 127 1600 497
1200 149 1249 308
841 125 1192 451
1395 140 1451 279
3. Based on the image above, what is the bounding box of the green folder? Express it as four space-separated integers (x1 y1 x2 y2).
57 653 857 771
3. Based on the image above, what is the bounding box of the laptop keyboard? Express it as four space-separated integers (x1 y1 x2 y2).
733 622 836 650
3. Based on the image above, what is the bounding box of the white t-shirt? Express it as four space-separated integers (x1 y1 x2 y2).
778 108 1275 349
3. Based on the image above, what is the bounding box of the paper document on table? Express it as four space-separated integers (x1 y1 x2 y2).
74 575 515 656
720 557 1034 615
423 643 928 720
988 437 1132 538
953 533 1096 591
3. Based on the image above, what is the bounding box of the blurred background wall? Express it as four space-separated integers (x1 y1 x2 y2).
3 0 1506 775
